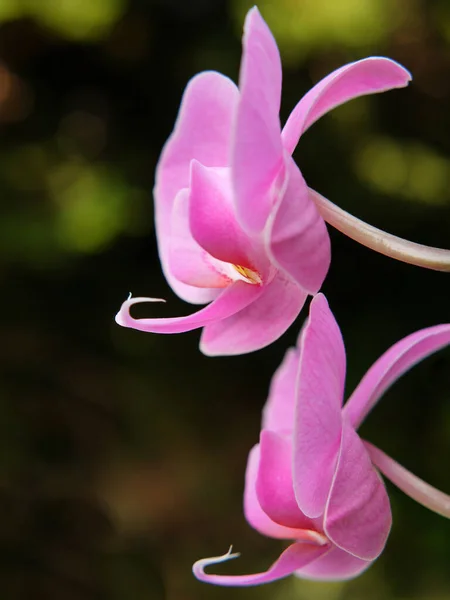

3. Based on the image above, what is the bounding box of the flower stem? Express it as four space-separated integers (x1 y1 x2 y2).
364 441 450 518
310 189 450 272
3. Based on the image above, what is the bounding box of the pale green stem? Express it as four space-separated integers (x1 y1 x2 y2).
310 189 450 272
365 441 450 518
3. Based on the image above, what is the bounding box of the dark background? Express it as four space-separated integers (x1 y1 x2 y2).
0 0 449 598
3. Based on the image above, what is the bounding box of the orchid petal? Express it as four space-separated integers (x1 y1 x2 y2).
325 421 391 561
155 71 239 303
188 162 261 270
193 542 329 587
244 445 318 539
200 272 307 356
257 430 320 531
262 346 300 433
344 324 450 430
296 545 371 581
282 57 411 155
294 294 346 518
268 158 330 294
169 188 232 290
115 281 263 335
232 7 285 234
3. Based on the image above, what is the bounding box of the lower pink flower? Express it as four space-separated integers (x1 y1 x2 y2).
193 294 450 585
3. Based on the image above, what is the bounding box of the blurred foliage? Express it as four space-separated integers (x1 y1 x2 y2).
0 0 449 599
0 143 147 263
355 137 450 205
232 0 405 63
0 0 127 40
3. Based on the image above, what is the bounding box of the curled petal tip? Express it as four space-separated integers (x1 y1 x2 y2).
193 547 241 580
193 542 330 586
370 56 412 84
403 67 413 83
115 295 166 328
390 59 412 83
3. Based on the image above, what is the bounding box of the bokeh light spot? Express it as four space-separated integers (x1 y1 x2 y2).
355 137 450 205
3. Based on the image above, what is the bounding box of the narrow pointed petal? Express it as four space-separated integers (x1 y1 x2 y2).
325 422 391 561
232 7 286 233
344 324 450 430
188 162 260 270
244 445 319 539
262 346 300 433
294 294 346 518
115 281 263 335
257 431 320 530
296 546 371 581
193 543 329 587
200 272 307 356
155 71 239 303
169 188 232 290
268 159 330 294
282 57 411 155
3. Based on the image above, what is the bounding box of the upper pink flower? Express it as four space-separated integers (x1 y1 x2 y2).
193 294 450 585
115 7 411 356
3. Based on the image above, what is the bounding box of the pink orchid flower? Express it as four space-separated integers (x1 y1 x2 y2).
194 294 450 585
115 7 412 356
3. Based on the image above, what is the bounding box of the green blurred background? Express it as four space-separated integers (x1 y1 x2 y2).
0 0 449 598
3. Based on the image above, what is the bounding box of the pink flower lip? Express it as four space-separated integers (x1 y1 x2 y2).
115 6 411 356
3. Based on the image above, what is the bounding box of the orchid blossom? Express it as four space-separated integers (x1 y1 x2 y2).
194 294 450 585
115 7 414 356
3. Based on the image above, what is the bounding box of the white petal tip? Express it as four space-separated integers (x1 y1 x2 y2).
114 295 167 327
115 312 125 326
193 546 241 579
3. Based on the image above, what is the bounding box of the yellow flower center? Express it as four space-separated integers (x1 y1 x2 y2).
233 264 262 284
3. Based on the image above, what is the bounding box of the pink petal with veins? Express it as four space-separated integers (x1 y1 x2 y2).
155 71 239 303
344 324 450 430
294 294 346 518
268 158 330 294
296 545 371 581
262 345 300 433
188 161 262 271
257 431 317 529
325 421 391 560
200 272 307 356
282 57 411 155
244 444 318 539
232 7 286 234
169 188 232 290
